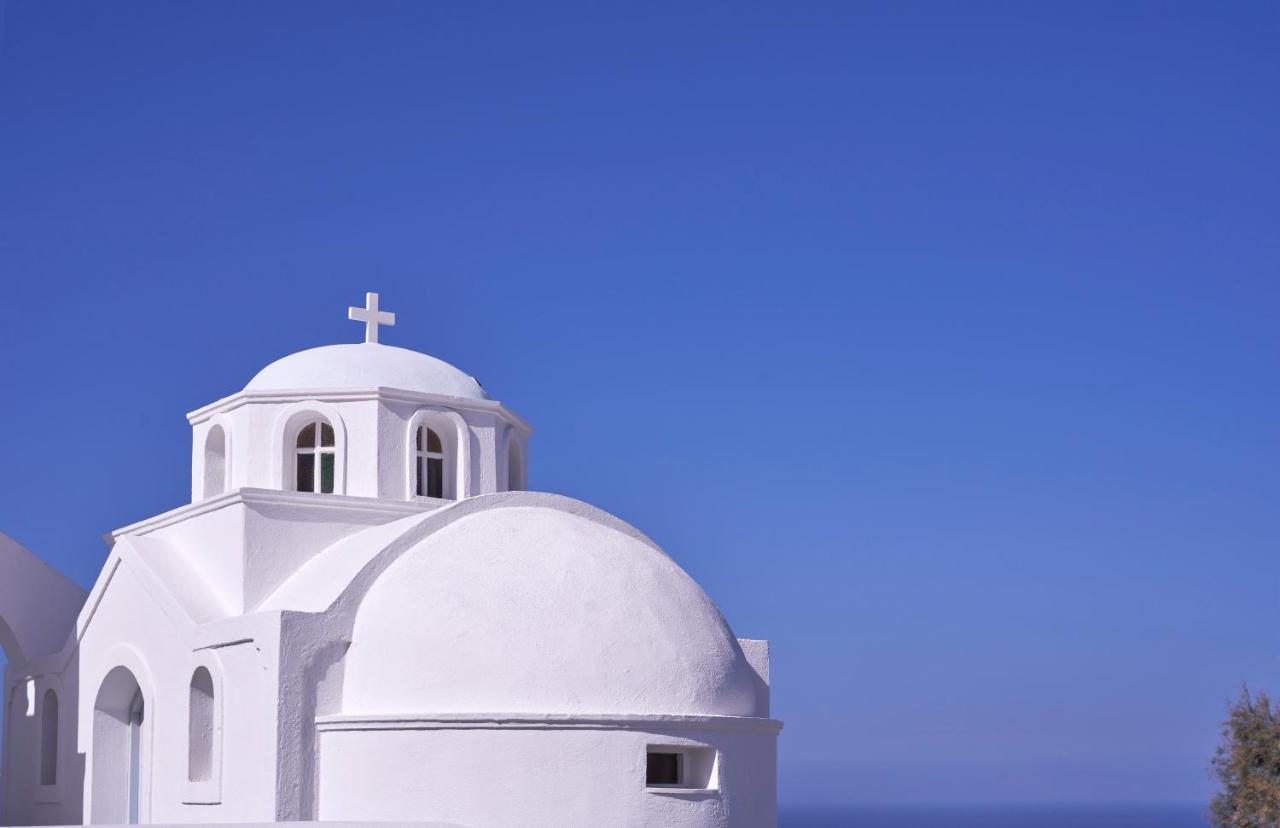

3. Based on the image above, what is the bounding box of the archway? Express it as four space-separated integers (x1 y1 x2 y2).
0 620 13 825
90 666 146 825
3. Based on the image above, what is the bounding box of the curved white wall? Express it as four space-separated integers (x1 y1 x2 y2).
317 718 778 828
342 504 759 717
0 533 85 665
190 394 530 503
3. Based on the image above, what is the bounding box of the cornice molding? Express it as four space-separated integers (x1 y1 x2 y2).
111 488 435 541
187 386 532 434
315 712 784 735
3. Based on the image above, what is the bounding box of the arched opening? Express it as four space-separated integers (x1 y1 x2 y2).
39 688 57 786
405 410 466 501
414 425 446 499
203 425 226 498
293 419 336 494
0 621 11 740
0 619 19 821
188 667 215 783
507 439 524 492
1 671 26 822
91 667 145 825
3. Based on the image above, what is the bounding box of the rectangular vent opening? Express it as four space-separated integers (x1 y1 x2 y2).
646 746 718 790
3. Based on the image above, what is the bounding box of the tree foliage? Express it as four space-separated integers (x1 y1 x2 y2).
1212 687 1280 827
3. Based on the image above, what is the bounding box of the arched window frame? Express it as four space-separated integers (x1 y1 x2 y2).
194 414 233 501
87 647 157 825
404 408 470 501
201 421 230 499
39 686 58 787
414 425 447 498
183 659 223 804
270 403 348 495
33 676 66 803
500 425 529 493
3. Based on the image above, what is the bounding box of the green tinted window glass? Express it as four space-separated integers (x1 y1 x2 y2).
427 457 444 498
296 454 315 492
320 453 335 494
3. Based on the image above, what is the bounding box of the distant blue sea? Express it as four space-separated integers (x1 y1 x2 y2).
781 803 1210 828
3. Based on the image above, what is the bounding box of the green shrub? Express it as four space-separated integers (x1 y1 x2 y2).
1212 687 1280 828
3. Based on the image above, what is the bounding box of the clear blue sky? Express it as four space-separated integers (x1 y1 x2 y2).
1 0 1277 806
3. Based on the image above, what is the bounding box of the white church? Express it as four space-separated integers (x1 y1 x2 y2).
0 295 780 827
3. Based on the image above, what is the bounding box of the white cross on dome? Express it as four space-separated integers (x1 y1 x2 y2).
348 292 396 343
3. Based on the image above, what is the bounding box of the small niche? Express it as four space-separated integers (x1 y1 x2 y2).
646 745 718 790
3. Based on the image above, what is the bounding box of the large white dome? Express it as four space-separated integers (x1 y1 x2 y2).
245 343 487 400
340 497 760 717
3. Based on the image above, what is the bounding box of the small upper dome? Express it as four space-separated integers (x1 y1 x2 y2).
245 343 487 400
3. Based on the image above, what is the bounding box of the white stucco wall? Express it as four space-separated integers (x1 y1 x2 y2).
110 490 437 618
315 495 779 827
75 550 282 825
340 499 761 718
2 340 777 828
1 657 84 827
316 717 779 828
190 393 529 502
0 532 86 827
0 534 85 667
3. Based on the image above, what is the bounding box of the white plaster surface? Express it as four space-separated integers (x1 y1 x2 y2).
0 533 86 827
318 717 779 828
245 344 487 400
0 534 85 666
0 335 778 827
342 500 761 717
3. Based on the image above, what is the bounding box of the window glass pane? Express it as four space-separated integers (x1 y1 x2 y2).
415 457 425 497
320 423 335 447
427 457 444 499
647 753 681 786
415 426 423 451
296 423 315 449
296 454 315 492
427 428 443 453
320 452 335 494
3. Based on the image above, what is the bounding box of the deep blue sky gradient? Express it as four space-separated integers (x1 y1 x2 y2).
1 1 1277 805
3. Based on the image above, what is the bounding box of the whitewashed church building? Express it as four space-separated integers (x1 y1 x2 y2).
0 295 780 827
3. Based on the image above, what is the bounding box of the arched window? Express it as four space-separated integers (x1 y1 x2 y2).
294 420 335 494
415 425 445 499
188 667 215 783
40 688 58 786
507 440 524 492
203 425 226 498
404 410 466 501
